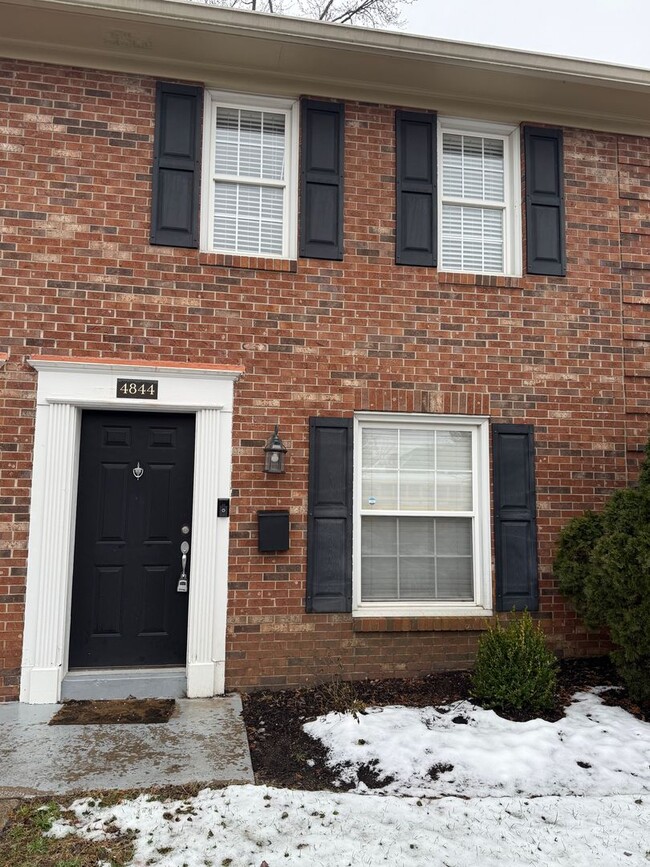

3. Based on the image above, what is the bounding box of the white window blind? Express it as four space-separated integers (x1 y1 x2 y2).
440 125 511 274
360 427 475 602
211 105 288 256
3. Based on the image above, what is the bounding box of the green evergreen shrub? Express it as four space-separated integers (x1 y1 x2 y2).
471 612 558 714
554 438 650 702
553 510 604 621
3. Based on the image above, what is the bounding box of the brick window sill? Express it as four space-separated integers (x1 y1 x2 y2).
199 252 297 272
353 612 551 633
438 272 523 289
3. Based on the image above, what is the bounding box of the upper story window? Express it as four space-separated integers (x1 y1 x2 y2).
438 118 522 276
201 92 299 258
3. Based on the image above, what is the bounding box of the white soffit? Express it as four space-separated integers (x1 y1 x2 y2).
0 0 649 134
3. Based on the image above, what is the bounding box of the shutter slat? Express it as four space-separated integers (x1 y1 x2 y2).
396 110 437 266
493 424 539 611
306 417 352 613
300 100 344 260
151 82 203 248
524 127 566 276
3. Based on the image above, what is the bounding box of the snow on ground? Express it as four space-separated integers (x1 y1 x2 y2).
304 688 650 798
47 689 650 867
49 785 650 867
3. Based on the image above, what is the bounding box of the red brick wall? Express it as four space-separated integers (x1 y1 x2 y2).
1 59 645 699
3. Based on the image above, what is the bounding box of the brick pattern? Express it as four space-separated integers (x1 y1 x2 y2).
619 135 650 478
0 60 644 699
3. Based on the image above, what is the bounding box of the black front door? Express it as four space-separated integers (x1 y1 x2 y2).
69 411 195 668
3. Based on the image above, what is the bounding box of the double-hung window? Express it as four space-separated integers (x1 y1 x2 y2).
202 92 298 258
354 414 491 616
439 118 521 276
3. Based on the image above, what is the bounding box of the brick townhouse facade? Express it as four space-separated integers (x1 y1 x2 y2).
0 0 649 703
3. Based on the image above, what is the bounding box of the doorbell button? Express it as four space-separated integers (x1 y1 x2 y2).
217 498 230 518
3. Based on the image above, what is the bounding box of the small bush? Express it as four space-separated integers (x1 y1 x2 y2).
471 612 558 715
315 677 366 718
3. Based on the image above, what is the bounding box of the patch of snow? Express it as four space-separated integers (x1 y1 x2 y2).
303 690 650 797
49 786 650 866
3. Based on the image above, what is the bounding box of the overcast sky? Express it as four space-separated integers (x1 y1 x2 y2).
403 0 650 69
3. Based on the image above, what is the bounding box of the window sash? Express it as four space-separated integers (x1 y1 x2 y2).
360 515 474 602
438 119 519 276
360 427 474 514
202 92 297 258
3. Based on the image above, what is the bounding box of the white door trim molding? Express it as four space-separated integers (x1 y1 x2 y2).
20 356 243 704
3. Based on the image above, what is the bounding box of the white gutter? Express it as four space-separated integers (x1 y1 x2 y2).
5 0 650 87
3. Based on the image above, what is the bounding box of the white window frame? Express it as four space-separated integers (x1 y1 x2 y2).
353 413 492 618
438 117 522 277
200 90 299 259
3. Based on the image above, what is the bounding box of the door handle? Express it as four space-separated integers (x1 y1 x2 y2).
177 541 190 593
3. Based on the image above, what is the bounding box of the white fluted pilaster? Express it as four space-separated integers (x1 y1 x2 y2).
26 402 79 702
186 408 231 697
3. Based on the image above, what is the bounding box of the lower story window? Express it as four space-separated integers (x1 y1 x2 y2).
353 414 491 616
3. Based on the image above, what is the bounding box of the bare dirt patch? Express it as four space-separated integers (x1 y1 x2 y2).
241 657 648 791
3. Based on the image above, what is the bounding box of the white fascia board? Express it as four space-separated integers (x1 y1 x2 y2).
4 0 649 86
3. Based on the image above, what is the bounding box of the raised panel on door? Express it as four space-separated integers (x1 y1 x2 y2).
91 566 124 637
97 464 129 543
138 565 170 636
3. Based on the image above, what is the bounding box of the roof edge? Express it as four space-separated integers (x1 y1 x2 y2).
4 0 650 87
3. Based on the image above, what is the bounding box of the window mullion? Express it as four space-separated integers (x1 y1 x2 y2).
397 428 401 512
396 517 401 601
235 183 241 255
433 516 438 599
235 107 242 178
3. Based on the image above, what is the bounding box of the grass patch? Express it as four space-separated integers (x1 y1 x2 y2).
0 798 135 867
0 783 224 867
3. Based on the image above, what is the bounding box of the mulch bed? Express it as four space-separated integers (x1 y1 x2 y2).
241 657 649 791
49 698 175 726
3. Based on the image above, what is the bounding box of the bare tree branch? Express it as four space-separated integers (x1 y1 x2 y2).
318 0 336 20
188 0 413 28
331 0 380 24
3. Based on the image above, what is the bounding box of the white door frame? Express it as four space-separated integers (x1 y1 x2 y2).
20 356 242 704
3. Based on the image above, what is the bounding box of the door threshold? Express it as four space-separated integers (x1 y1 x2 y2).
61 668 187 701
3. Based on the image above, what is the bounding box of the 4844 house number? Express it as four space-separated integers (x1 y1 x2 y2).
116 379 159 399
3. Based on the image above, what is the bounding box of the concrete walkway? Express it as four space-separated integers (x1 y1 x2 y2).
0 695 254 797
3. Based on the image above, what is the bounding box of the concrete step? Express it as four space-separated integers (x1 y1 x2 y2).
0 694 254 794
61 668 186 700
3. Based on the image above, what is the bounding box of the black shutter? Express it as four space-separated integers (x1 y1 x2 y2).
300 100 344 260
306 417 352 613
524 126 566 276
493 424 539 611
395 110 437 266
151 82 203 248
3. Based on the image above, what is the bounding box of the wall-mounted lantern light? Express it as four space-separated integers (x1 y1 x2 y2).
263 424 287 474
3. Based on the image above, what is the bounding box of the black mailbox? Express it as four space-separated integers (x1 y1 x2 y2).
258 510 290 552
